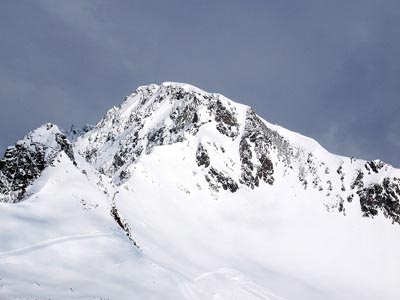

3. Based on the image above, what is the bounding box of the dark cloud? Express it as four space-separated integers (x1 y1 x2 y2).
0 0 399 166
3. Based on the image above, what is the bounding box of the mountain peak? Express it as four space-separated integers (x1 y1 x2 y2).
161 81 210 94
133 82 211 96
1 83 400 225
76 82 246 179
0 123 75 202
2 82 400 300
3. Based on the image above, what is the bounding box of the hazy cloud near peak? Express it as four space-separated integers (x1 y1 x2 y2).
0 0 399 166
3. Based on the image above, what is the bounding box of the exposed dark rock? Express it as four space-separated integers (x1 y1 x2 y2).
300 178 308 190
110 205 140 248
336 164 346 192
113 153 125 170
0 124 75 203
337 165 342 175
347 194 354 203
208 99 239 138
357 177 400 224
55 133 76 165
169 98 200 135
119 169 130 181
365 160 385 174
85 148 98 162
350 170 364 190
196 144 210 168
239 138 256 188
312 177 320 189
192 112 199 123
239 110 284 188
338 196 345 213
206 167 238 193
246 110 293 165
326 180 333 196
256 154 274 185
337 165 345 181
147 127 165 153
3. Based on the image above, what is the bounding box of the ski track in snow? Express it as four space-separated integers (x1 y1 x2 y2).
0 232 115 258
194 269 288 300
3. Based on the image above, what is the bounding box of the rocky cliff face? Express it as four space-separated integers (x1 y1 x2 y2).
74 83 242 182
0 123 75 202
1 82 399 224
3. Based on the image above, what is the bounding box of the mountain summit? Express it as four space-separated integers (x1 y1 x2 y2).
0 82 399 300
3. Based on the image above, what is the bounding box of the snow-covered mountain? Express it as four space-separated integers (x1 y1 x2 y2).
0 82 399 300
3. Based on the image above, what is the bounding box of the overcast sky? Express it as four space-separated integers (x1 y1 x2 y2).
1 0 399 166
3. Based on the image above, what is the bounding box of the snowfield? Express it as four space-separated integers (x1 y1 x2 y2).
0 82 399 300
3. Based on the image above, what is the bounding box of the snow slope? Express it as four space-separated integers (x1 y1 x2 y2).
0 82 399 300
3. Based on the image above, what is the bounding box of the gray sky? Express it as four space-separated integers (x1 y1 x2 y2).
1 0 399 167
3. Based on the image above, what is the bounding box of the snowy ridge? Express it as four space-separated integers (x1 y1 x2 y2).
74 82 400 223
0 82 400 300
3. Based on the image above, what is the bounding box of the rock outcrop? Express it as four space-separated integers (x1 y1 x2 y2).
0 123 75 202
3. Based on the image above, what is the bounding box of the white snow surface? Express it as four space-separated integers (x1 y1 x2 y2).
1 82 400 300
